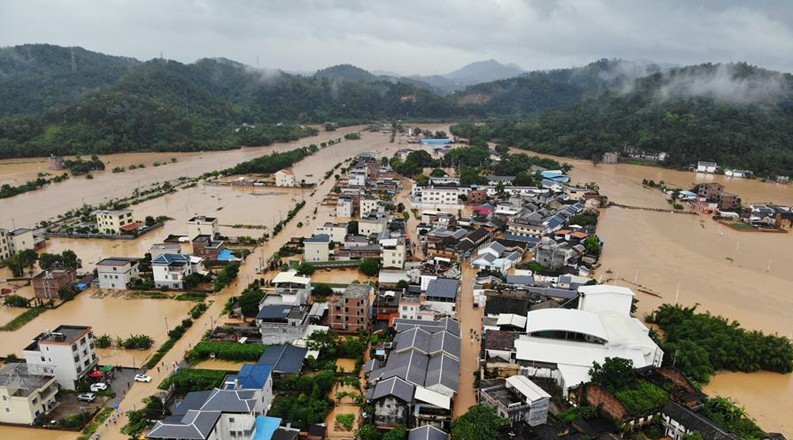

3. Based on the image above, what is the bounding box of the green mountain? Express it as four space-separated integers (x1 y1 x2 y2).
0 44 141 116
452 63 793 176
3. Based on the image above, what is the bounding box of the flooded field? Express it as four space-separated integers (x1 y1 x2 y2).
193 359 246 371
0 427 79 440
515 148 793 434
310 268 371 285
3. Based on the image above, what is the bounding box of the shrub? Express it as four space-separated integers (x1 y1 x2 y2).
187 342 267 362
336 413 355 431
158 368 232 393
3 294 28 307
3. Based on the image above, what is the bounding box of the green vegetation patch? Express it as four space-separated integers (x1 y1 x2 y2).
158 368 234 393
187 341 267 362
614 380 669 413
0 307 46 331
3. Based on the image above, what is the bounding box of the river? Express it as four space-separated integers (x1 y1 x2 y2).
515 149 793 435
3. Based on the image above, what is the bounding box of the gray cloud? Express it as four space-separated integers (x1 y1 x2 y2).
2 0 793 74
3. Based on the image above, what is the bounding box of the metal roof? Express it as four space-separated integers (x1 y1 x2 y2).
256 304 293 320
392 318 460 337
258 345 308 374
382 350 428 386
425 278 459 300
525 308 609 341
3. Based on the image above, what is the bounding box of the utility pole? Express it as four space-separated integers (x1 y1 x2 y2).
675 282 680 305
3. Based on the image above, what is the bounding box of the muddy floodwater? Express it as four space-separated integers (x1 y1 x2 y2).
515 149 793 434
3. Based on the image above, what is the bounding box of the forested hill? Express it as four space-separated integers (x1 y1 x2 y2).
0 44 141 116
451 63 793 176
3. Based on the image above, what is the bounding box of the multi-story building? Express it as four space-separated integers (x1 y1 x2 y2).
0 363 58 425
304 234 330 262
420 188 464 205
23 325 97 390
380 237 406 269
697 183 725 201
314 222 348 243
329 284 372 334
256 304 310 345
32 269 76 299
336 197 354 218
152 254 203 289
192 235 225 260
0 228 36 260
96 257 140 290
349 169 367 187
271 270 311 305
94 209 134 234
359 215 388 236
479 376 550 426
149 242 182 259
275 169 297 187
360 197 380 218
187 216 219 240
696 161 718 173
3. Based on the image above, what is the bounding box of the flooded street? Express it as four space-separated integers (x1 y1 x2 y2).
513 148 793 434
454 264 482 417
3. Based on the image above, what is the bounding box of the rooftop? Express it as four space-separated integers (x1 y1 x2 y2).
97 257 139 267
30 325 91 345
425 278 459 300
0 363 54 397
342 283 372 299
258 345 308 374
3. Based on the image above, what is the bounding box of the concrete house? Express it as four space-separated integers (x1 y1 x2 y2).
275 169 297 187
336 197 354 218
256 304 310 345
696 161 717 173
32 269 76 299
423 278 459 317
329 284 372 334
94 209 133 234
314 222 348 243
23 325 97 390
360 197 380 218
380 237 407 269
152 253 203 289
479 376 550 426
0 228 35 260
0 363 58 425
192 235 225 260
270 270 311 305
187 216 219 240
304 234 331 262
150 242 182 259
96 257 140 290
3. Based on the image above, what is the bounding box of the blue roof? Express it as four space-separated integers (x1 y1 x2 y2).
217 249 238 261
237 364 272 389
258 345 308 374
252 416 282 440
503 234 540 243
420 138 453 144
152 253 191 265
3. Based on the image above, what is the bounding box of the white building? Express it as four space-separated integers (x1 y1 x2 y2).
152 254 203 289
336 197 354 218
304 234 330 262
349 170 367 187
187 216 219 240
380 237 407 269
96 257 140 290
420 187 464 205
359 216 388 236
314 222 348 243
0 228 35 260
360 197 380 218
696 161 717 173
514 286 662 397
0 363 58 425
23 325 97 390
94 209 134 234
271 270 312 305
150 242 182 259
275 169 297 187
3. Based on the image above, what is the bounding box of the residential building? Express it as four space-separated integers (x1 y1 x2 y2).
150 242 181 259
192 235 225 260
479 376 550 426
602 152 619 164
304 234 331 262
696 161 718 173
698 183 725 200
488 176 516 186
0 228 35 260
0 363 58 425
420 188 464 206
661 401 739 440
329 284 372 334
271 270 311 305
471 241 523 274
718 192 741 211
256 304 310 345
408 425 448 440
380 237 407 269
514 286 663 397
360 197 380 218
187 216 219 240
275 169 297 187
534 238 575 271
359 215 388 236
152 254 203 289
467 189 488 205
349 170 367 187
257 344 308 376
32 269 76 299
23 325 97 390
424 278 459 317
336 197 354 218
94 209 133 234
96 257 140 290
314 222 348 243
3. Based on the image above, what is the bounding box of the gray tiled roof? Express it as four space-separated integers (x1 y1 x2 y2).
256 304 292 320
425 278 459 300
424 354 459 393
408 425 449 440
371 376 415 403
392 318 460 337
394 327 432 354
258 345 308 374
428 331 461 359
147 410 221 440
382 350 428 386
199 389 256 412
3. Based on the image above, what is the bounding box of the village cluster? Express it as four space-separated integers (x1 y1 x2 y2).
0 131 786 440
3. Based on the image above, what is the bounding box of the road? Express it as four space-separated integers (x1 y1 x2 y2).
453 264 482 417
394 177 424 260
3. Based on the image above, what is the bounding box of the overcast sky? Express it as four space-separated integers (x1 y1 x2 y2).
3 0 793 75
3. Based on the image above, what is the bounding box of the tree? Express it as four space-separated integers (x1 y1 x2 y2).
238 288 265 318
451 405 508 440
145 215 156 226
355 423 381 440
396 202 405 212
396 280 409 290
38 253 60 271
429 168 447 177
359 258 380 276
583 235 602 255
313 283 333 298
4 249 39 277
495 144 509 156
347 221 359 235
382 425 407 440
297 262 316 276
589 357 636 391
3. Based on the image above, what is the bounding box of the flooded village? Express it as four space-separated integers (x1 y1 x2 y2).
1 123 791 440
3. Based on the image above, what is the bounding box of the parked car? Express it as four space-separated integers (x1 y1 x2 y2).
90 383 108 392
134 374 152 383
77 393 96 402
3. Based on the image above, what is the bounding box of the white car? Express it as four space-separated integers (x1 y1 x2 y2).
90 383 108 392
77 393 96 402
134 374 152 383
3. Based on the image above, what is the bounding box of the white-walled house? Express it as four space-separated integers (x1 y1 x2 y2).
23 325 97 390
96 257 140 290
187 216 219 240
94 209 134 234
275 169 297 187
0 363 58 425
696 161 717 173
304 235 330 262
152 254 203 289
314 222 348 243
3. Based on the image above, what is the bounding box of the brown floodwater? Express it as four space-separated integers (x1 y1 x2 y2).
194 359 246 371
513 148 793 435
